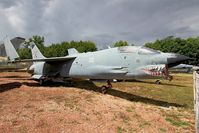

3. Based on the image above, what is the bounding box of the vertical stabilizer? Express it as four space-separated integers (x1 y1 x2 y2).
4 37 19 61
30 42 45 59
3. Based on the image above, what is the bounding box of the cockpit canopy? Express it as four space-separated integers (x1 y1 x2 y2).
118 46 160 54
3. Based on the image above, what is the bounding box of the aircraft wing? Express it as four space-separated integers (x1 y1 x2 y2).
9 56 76 63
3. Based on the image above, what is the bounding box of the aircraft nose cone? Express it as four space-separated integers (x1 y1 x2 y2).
167 54 190 67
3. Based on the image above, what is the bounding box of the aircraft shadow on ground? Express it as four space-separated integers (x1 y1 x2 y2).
0 76 30 79
22 82 40 87
107 89 184 107
0 80 185 108
132 80 186 87
26 80 185 107
0 82 22 93
69 81 185 108
0 80 38 93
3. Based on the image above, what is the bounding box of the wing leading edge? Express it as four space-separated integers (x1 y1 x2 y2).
12 56 76 62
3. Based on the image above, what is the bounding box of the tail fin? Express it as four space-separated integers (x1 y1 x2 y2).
30 42 45 59
4 37 19 62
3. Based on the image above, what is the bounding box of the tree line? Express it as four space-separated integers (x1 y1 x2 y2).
17 36 129 59
17 36 97 59
17 35 199 65
145 36 199 65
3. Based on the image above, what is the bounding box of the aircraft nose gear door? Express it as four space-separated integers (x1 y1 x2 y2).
101 80 112 94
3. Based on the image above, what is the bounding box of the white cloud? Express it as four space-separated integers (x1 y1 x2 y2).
0 0 199 48
5 4 25 34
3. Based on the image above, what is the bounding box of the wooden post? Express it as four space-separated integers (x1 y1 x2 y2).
193 67 199 133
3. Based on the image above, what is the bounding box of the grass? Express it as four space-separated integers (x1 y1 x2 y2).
139 121 151 128
94 73 194 131
126 107 133 112
159 128 166 132
117 127 126 133
0 72 194 132
59 73 194 131
95 73 194 109
64 97 80 111
135 73 193 108
48 95 65 105
119 112 131 124
18 126 28 133
165 117 190 127
160 107 194 131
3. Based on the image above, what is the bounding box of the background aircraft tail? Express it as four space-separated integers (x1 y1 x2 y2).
68 48 79 55
3 37 19 61
30 43 45 59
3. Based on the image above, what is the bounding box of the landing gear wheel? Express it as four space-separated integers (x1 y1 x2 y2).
64 80 73 86
39 79 44 85
100 80 112 94
101 86 108 94
155 80 161 84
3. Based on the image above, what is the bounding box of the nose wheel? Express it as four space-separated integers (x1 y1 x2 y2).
100 80 112 94
168 75 173 81
155 80 161 84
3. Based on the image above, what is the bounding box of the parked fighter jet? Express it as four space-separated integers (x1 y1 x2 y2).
4 37 190 93
170 64 193 73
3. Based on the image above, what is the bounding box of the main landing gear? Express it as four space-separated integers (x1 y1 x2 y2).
101 80 112 94
39 79 45 85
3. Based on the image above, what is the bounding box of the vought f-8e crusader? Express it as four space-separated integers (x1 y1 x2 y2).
4 37 190 93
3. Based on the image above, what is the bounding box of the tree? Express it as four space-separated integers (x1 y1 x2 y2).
24 35 44 47
145 36 199 65
113 40 129 47
17 48 32 59
18 35 45 59
17 35 98 59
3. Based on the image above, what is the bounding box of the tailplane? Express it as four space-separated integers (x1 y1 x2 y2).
3 37 19 62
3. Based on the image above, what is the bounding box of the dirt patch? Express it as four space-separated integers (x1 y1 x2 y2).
0 72 194 132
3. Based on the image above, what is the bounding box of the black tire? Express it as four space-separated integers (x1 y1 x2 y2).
101 86 108 94
39 79 44 86
168 76 173 81
155 80 161 84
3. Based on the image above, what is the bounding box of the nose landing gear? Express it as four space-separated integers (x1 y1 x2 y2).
100 80 112 94
163 64 173 81
168 75 173 81
155 80 161 84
